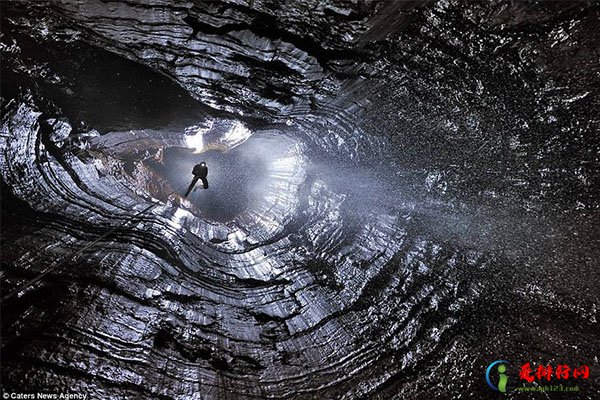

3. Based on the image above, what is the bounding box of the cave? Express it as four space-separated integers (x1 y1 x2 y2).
1 1 599 399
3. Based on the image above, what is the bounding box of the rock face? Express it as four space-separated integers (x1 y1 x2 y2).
1 1 599 399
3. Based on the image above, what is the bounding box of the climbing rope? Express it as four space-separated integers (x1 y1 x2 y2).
0 188 185 304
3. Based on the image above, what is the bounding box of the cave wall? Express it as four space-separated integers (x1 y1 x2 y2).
1 1 599 399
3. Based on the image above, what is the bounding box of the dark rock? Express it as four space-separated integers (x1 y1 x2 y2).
1 1 599 399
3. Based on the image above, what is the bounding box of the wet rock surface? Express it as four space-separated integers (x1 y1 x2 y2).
1 1 599 399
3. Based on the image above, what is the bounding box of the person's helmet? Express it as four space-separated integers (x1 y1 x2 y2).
200 162 206 167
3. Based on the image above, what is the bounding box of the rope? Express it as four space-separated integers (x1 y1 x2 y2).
0 188 184 304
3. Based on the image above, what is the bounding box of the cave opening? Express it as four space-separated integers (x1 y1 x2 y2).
148 132 293 223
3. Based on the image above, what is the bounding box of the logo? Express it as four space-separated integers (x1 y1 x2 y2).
485 360 589 394
486 360 509 392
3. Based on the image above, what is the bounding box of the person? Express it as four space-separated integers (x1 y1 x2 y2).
184 162 208 197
